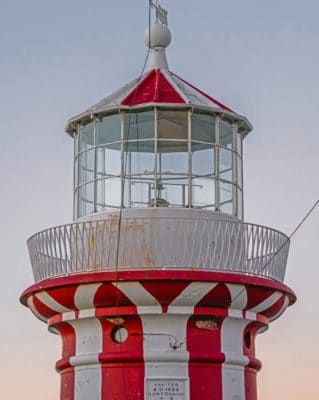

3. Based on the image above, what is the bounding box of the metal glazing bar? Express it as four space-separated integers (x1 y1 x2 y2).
73 123 80 220
240 134 244 220
93 117 97 213
120 111 125 207
188 109 192 207
215 116 220 211
154 107 158 206
232 123 238 218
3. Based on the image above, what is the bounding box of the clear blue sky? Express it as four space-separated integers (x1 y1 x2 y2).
1 1 319 399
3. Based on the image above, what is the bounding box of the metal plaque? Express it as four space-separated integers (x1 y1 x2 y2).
146 379 187 400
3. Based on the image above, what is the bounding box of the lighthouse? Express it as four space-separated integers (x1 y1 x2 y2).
21 5 296 400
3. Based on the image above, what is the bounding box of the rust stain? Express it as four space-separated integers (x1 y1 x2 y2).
196 320 219 331
107 317 125 326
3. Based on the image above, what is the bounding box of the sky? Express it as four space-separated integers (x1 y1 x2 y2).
1 0 319 398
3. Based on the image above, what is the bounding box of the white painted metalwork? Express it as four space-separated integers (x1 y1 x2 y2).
27 209 289 283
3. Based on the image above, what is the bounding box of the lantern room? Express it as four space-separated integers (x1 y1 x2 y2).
66 21 252 220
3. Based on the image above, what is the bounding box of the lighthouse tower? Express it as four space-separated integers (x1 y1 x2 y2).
21 6 296 400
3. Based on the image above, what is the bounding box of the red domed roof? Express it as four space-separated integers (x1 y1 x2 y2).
66 20 252 135
121 68 234 112
86 68 234 113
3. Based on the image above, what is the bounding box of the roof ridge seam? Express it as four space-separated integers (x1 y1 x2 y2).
163 70 190 104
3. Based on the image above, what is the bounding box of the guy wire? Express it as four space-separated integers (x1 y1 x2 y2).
112 2 152 399
230 199 319 306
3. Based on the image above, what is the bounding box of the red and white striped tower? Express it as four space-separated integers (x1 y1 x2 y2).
21 7 296 400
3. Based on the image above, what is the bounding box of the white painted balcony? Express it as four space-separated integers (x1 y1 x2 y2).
27 209 289 283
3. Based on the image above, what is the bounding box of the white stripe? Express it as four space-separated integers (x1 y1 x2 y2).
227 284 247 310
168 282 218 308
228 309 243 318
113 281 162 310
74 283 102 310
142 314 190 400
221 318 250 400
248 292 282 313
35 291 73 313
69 317 103 400
73 366 101 400
245 311 257 321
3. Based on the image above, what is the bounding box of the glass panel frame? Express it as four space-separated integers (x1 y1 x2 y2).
73 107 245 219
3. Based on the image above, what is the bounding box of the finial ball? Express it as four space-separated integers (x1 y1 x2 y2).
144 22 172 49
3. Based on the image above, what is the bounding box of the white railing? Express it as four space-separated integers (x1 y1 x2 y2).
27 216 290 283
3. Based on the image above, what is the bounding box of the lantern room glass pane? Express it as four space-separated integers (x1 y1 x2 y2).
220 147 232 182
220 201 233 214
157 177 189 207
192 113 215 143
220 120 233 150
96 144 121 178
192 142 215 176
220 181 232 203
124 111 154 141
97 177 121 208
124 176 154 208
78 183 94 216
124 141 155 176
79 149 94 185
79 122 94 152
158 110 188 140
96 114 121 145
157 141 188 175
192 178 215 209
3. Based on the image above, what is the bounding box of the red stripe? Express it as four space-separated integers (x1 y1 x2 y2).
60 368 75 400
243 319 265 400
54 322 76 400
121 69 186 106
262 295 286 318
47 286 77 310
187 316 224 399
197 283 232 308
246 287 275 310
94 282 137 308
100 315 144 400
32 295 55 318
140 280 190 311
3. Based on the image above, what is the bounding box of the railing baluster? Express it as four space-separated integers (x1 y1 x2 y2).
26 217 290 283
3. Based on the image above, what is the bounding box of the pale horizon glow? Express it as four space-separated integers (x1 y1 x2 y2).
1 1 319 399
